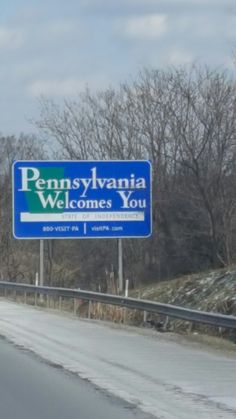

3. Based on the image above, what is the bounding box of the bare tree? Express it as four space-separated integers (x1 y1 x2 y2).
0 134 46 280
35 65 236 285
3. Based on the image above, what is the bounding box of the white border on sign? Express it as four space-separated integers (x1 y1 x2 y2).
12 159 152 239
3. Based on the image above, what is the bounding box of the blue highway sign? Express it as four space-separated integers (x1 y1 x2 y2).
13 160 152 239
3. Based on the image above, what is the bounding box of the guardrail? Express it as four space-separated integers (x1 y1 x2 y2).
0 280 236 330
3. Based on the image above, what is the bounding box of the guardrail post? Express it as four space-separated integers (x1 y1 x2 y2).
34 291 37 306
143 310 147 323
73 298 77 315
88 300 92 319
163 315 169 331
188 321 193 333
24 291 27 304
123 279 129 324
46 295 49 309
59 296 62 311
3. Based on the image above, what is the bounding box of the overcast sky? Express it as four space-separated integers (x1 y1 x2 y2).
1 0 236 135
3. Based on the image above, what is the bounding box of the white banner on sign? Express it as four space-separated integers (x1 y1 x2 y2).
20 211 145 222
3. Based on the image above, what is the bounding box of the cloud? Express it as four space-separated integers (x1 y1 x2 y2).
120 14 167 40
81 0 235 15
0 26 25 50
28 75 110 97
41 20 81 41
19 19 84 51
173 14 235 40
28 78 84 97
168 48 194 65
82 0 235 7
226 17 236 38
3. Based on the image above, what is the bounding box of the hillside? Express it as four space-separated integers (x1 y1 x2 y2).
130 268 236 340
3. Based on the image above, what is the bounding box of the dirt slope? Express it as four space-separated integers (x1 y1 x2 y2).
131 269 236 340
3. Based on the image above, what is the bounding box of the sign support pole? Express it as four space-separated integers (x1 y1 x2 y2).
118 238 123 294
39 239 44 302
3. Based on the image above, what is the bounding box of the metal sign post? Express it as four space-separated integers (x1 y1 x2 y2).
39 239 44 287
39 239 44 303
118 238 123 293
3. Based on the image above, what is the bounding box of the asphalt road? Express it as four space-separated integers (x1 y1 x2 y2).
0 300 236 419
0 336 153 419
